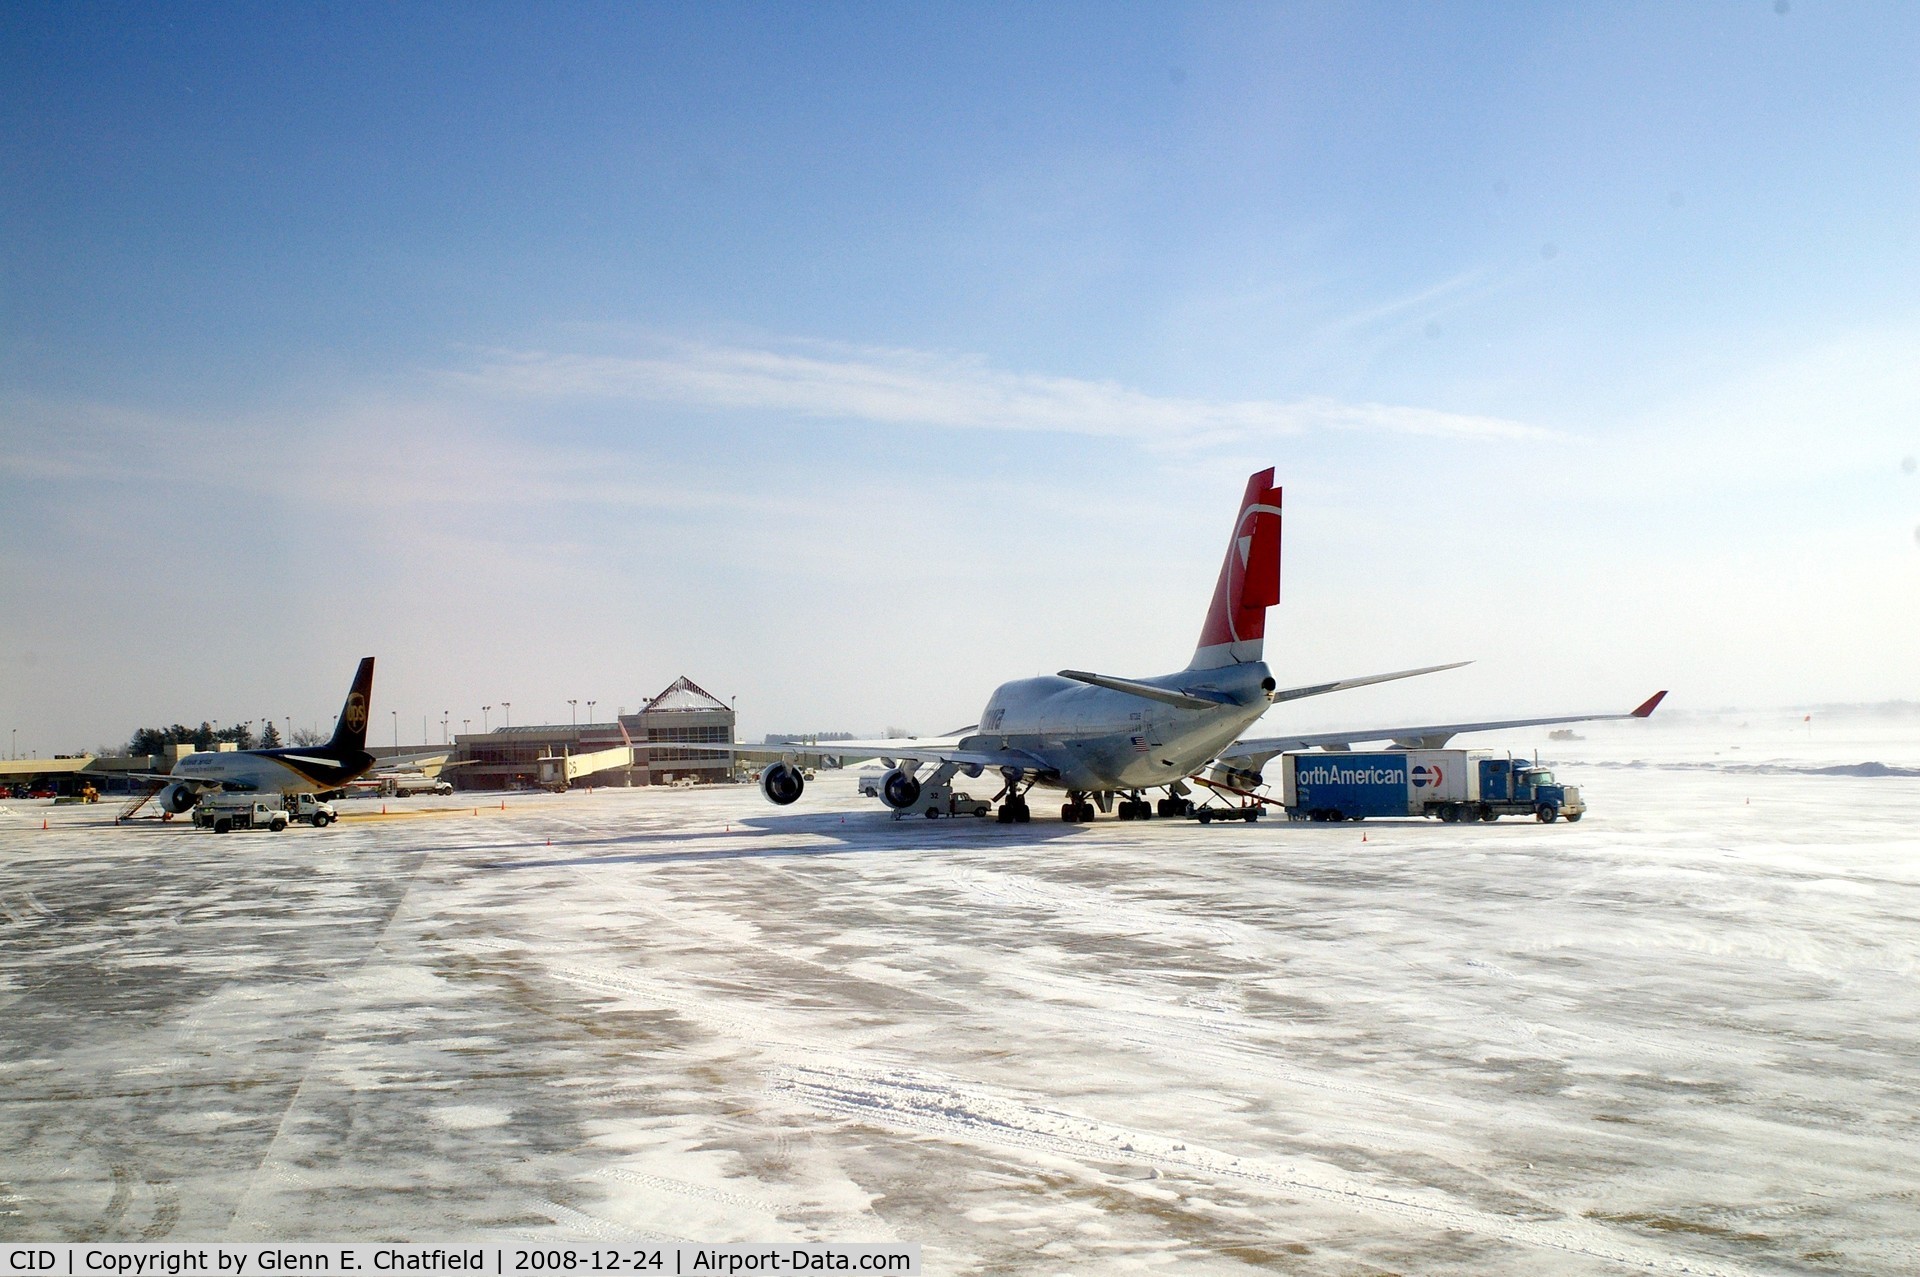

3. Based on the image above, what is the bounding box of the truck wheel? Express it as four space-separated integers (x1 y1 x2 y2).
1536 804 1558 824
1565 811 1583 823
1480 805 1497 822
925 806 939 818
214 819 231 834
271 818 287 831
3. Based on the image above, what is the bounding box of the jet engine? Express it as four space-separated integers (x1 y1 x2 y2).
879 767 922 811
1204 760 1267 792
758 762 805 806
160 783 198 814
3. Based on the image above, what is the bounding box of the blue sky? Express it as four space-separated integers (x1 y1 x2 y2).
4 2 1916 753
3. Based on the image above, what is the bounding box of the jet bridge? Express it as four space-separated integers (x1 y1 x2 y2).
535 746 636 791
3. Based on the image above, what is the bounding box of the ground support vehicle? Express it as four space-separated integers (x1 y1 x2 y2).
381 775 452 797
1280 750 1586 823
286 793 338 826
192 796 290 833
929 790 992 819
1184 776 1265 823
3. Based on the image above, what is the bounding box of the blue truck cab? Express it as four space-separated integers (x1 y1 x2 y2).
1475 757 1584 823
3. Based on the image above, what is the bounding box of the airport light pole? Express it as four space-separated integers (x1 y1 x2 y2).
463 719 470 738
393 711 398 749
569 699 578 728
587 700 596 724
482 705 491 733
442 712 450 745
502 702 511 729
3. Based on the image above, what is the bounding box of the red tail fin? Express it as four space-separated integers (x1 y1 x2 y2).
1190 469 1282 670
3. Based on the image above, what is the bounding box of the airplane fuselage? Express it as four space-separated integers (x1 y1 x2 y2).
168 746 375 796
960 660 1274 793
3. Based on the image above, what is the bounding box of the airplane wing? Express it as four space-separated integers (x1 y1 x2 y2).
1215 690 1668 774
1266 660 1472 704
1057 660 1471 711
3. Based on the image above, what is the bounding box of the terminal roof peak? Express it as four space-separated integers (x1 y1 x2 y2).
645 675 728 713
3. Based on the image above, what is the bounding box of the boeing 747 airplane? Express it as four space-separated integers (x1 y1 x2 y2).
714 472 1658 821
720 469 1662 822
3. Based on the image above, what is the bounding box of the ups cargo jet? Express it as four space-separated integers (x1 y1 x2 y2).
718 469 1662 822
133 658 379 815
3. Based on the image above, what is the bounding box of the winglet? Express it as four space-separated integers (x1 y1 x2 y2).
1631 690 1668 718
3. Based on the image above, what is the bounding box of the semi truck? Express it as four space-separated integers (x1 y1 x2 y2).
381 774 453 797
1280 750 1586 824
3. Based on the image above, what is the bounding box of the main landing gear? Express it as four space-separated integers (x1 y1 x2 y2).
1115 791 1155 820
1060 793 1096 822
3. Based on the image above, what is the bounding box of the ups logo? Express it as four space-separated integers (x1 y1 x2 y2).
345 693 368 732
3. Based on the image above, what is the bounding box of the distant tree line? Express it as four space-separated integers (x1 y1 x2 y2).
124 720 325 756
763 731 858 745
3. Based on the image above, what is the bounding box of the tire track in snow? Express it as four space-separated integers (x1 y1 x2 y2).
771 1063 1768 1277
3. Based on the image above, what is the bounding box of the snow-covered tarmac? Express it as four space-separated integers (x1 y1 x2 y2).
2 716 1916 1274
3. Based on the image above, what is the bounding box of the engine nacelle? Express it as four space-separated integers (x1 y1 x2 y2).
1204 761 1266 792
161 783 199 814
879 767 922 810
758 762 805 806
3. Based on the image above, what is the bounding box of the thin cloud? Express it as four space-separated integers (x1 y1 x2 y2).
448 339 1552 445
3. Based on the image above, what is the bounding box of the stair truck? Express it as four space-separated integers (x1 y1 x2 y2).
1280 750 1586 823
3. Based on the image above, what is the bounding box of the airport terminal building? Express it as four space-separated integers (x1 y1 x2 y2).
449 675 735 791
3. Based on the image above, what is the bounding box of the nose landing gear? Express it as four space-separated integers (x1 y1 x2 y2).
993 773 1034 824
